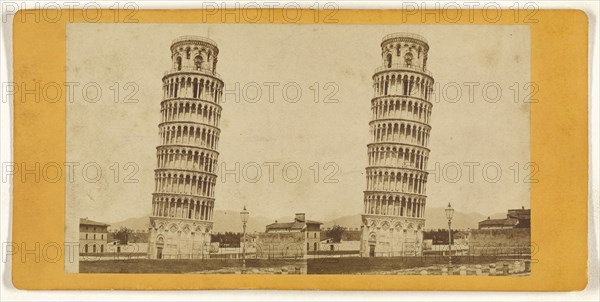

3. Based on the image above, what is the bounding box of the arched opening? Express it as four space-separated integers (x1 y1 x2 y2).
175 56 182 71
368 233 377 257
192 79 198 99
384 79 389 95
386 52 392 68
404 52 413 66
194 55 203 70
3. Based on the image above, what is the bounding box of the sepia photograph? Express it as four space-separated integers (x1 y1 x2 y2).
64 23 532 276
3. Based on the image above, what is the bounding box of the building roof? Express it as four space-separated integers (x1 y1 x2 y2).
80 218 110 227
507 208 531 220
305 220 323 225
265 216 322 231
478 207 530 229
266 221 306 230
479 217 519 228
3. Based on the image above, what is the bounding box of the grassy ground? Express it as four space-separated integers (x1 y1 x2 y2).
79 258 305 274
308 250 360 256
80 256 528 275
307 255 502 274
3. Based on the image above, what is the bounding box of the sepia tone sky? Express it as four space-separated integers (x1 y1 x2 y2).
66 23 530 225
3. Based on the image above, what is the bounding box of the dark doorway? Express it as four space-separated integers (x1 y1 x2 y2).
369 244 375 257
157 247 163 259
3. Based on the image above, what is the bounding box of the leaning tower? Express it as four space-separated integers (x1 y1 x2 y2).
148 36 224 259
361 33 434 257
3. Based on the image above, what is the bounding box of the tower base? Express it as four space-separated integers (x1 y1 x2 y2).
360 214 424 257
147 217 212 260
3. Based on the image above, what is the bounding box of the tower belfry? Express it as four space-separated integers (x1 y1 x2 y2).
361 33 434 257
148 36 224 259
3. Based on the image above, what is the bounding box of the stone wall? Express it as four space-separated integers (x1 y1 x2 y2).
319 240 360 252
469 228 531 256
256 232 306 259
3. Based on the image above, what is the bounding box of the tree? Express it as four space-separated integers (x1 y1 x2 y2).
423 229 462 245
113 227 132 245
326 225 346 243
210 232 242 247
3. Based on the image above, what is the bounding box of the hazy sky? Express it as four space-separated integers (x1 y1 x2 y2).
66 23 530 225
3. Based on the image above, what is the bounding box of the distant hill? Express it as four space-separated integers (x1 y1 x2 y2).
110 210 287 233
211 210 278 233
423 207 504 230
321 207 505 231
322 214 362 230
109 215 150 231
110 208 505 233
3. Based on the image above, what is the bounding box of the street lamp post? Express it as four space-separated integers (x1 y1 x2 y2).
445 202 455 274
240 206 249 274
